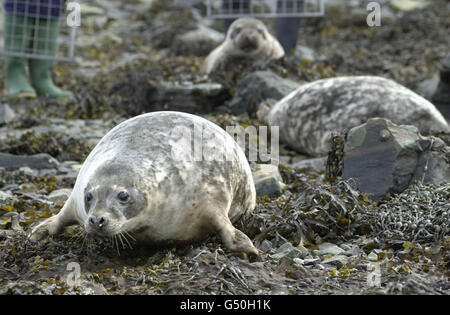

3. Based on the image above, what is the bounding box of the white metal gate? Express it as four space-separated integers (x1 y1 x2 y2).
206 0 325 18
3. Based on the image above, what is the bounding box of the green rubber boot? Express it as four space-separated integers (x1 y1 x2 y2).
3 14 36 98
29 18 73 100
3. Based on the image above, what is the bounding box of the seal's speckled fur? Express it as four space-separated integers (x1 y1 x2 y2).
30 112 258 255
266 76 450 156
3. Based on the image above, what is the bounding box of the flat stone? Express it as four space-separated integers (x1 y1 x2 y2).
0 153 60 171
0 191 13 200
290 157 327 172
48 189 72 204
252 164 286 197
0 229 16 240
321 255 349 268
19 167 37 177
259 240 273 252
229 70 299 115
318 242 346 256
80 4 105 15
368 251 379 262
144 81 230 114
293 45 320 62
171 25 224 57
293 257 321 265
271 242 306 260
0 104 16 125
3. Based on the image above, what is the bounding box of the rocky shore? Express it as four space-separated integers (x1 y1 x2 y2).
0 0 448 295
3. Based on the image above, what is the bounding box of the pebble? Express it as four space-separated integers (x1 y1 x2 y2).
252 164 286 197
368 251 379 262
259 240 273 252
47 189 72 204
318 242 346 256
321 255 349 268
0 191 13 200
271 242 304 260
293 257 321 266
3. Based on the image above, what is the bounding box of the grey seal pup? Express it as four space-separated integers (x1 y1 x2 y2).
264 76 450 156
202 17 284 75
30 111 258 255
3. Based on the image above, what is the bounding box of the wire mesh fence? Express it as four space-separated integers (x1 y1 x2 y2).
207 0 325 18
0 0 78 61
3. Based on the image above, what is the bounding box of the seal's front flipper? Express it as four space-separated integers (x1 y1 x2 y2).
213 215 259 256
29 196 78 241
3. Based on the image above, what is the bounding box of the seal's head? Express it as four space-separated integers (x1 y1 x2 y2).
81 163 148 238
227 18 272 56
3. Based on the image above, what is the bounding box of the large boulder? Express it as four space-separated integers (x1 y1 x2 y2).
229 70 299 115
342 118 450 201
147 81 230 113
171 25 225 57
265 76 450 156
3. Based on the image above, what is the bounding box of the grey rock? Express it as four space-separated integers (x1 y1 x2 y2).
19 167 37 177
293 45 321 62
47 189 72 204
0 191 14 200
296 244 310 258
38 169 58 177
290 157 327 172
293 257 321 265
171 25 224 57
271 242 306 260
343 118 450 201
368 251 379 262
318 242 346 256
321 255 349 268
0 153 60 171
229 71 299 115
0 229 16 240
339 243 352 251
259 240 273 252
277 155 291 165
0 104 16 125
80 4 105 15
145 81 230 114
252 164 286 197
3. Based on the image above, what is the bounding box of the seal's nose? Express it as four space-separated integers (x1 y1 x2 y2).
240 34 258 51
89 216 106 229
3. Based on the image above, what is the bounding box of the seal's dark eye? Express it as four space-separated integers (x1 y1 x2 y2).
257 28 266 39
86 192 93 203
117 190 130 202
231 27 242 39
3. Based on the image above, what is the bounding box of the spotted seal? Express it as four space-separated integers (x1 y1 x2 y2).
202 17 284 75
30 111 258 255
264 76 450 156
